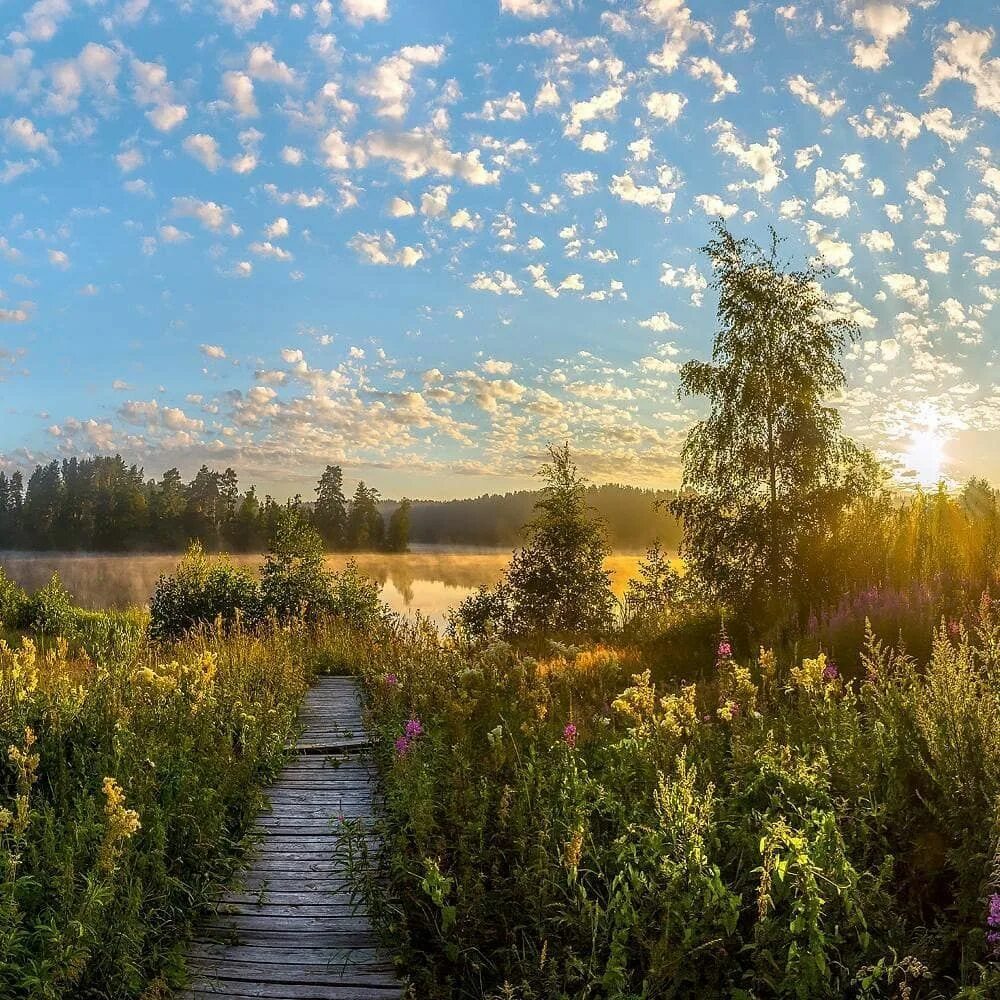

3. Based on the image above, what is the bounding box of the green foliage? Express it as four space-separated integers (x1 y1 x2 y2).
260 505 333 621
387 498 411 553
342 606 1000 999
0 567 27 630
454 444 616 641
0 623 312 998
21 573 76 636
671 222 883 635
149 543 261 641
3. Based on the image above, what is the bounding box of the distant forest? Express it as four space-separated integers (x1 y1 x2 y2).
0 456 408 553
397 485 681 550
0 455 679 553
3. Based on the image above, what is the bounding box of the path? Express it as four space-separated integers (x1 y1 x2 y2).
180 675 403 999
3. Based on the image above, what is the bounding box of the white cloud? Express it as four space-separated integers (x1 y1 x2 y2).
366 130 499 185
183 133 221 171
281 146 304 165
534 80 560 111
247 44 296 85
500 0 554 17
14 0 71 43
470 270 522 295
349 231 423 267
924 249 949 273
116 146 144 172
565 86 623 137
217 0 276 31
172 196 232 232
360 44 445 119
787 74 844 117
250 240 293 261
712 120 784 193
906 169 947 226
923 21 1000 114
478 92 528 121
48 249 69 268
639 312 679 332
688 57 738 102
610 170 677 215
579 132 609 152
851 3 910 71
883 272 929 309
861 229 895 252
695 193 738 217
201 344 227 359
563 170 597 196
341 0 389 25
222 70 258 117
645 91 686 123
388 196 415 217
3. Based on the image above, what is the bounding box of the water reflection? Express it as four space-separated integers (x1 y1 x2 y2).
0 549 647 628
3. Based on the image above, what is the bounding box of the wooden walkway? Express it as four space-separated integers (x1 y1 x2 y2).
180 676 404 999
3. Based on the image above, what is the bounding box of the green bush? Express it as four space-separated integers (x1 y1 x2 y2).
21 573 76 636
0 567 27 630
149 544 261 642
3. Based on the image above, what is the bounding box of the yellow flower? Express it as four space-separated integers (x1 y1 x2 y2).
791 654 827 696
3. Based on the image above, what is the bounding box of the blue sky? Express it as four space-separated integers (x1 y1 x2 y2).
0 0 997 499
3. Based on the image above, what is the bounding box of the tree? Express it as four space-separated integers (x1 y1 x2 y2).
260 504 333 621
346 482 384 551
671 222 879 632
314 465 348 549
386 498 411 552
455 444 615 640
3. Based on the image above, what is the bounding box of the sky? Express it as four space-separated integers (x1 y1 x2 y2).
0 0 997 500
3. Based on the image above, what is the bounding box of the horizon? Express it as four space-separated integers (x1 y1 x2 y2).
0 0 997 499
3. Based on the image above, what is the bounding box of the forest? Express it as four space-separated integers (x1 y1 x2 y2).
0 457 680 553
0 459 410 553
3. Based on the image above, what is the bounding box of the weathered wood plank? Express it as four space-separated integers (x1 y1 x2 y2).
180 675 403 999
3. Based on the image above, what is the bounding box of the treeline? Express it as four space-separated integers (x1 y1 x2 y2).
0 457 410 553
401 484 682 549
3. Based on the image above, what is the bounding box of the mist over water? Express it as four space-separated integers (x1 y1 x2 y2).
0 547 647 627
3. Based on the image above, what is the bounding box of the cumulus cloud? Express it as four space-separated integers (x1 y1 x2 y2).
349 231 423 267
172 196 233 232
645 91 686 123
851 2 910 71
787 74 844 117
216 0 276 31
183 133 222 171
366 130 499 184
711 119 784 193
922 21 1000 114
360 44 445 119
688 57 739 102
341 0 389 25
500 0 554 17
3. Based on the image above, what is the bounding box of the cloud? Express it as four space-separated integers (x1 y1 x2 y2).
366 130 499 184
250 240 293 261
563 170 597 196
883 272 929 309
851 2 910 70
469 270 522 295
349 231 423 266
216 0 277 32
565 86 623 137
711 119 784 193
695 193 738 217
0 308 29 322
201 344 227 359
13 0 72 43
341 0 389 25
645 91 686 123
48 43 120 115
500 0 554 17
265 217 289 238
861 229 895 252
787 74 844 117
48 249 69 268
183 133 222 171
688 57 738 102
247 43 296 84
922 21 999 114
610 167 679 215
639 312 679 332
360 44 445 119
477 92 528 121
131 58 186 130
172 196 233 232
906 169 947 226
222 70 258 117
534 80 560 111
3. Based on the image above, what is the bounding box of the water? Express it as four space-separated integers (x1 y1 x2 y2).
0 548 649 628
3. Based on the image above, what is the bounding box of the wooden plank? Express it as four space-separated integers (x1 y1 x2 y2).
180 676 403 999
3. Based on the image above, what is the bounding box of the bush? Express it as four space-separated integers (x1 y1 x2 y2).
22 573 76 636
260 507 334 622
150 543 261 642
0 567 27 630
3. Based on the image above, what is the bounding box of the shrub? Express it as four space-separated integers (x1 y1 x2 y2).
260 506 334 622
149 543 261 641
22 572 76 636
0 567 27 630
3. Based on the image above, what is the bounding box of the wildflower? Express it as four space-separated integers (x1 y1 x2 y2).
987 892 1000 950
487 725 503 749
405 718 423 739
394 735 411 756
947 619 962 639
99 777 141 872
717 640 732 659
563 723 578 747
822 659 840 682
384 673 398 687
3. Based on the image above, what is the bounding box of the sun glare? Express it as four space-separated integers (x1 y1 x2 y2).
903 422 948 488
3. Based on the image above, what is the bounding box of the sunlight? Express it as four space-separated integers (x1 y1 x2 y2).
903 418 949 488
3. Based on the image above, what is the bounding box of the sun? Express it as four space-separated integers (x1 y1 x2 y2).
902 421 948 488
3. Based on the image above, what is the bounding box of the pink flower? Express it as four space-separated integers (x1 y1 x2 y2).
384 673 398 687
405 718 423 739
563 723 577 748
394 735 411 756
822 660 840 682
717 641 732 659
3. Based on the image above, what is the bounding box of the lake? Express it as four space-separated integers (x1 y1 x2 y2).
0 547 650 627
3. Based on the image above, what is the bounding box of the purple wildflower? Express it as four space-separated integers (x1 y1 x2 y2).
947 619 962 639
384 673 398 687
394 735 411 756
563 723 577 748
822 660 840 682
404 718 423 739
987 893 1000 951
717 640 732 659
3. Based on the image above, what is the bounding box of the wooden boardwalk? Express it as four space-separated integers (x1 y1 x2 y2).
181 676 404 999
